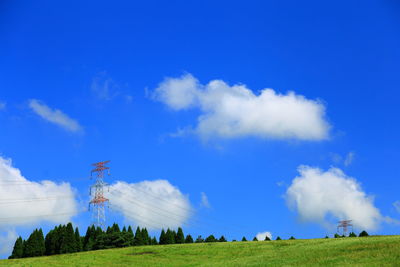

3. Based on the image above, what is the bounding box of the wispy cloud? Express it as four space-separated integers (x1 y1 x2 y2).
0 101 6 110
28 99 83 133
91 72 132 103
344 152 355 166
153 73 330 141
393 201 400 213
200 192 211 208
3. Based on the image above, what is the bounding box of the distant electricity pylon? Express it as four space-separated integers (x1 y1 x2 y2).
89 160 110 230
337 220 353 236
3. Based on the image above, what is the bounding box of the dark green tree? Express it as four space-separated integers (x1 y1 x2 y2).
9 237 24 259
83 225 96 251
185 234 194 243
205 235 217 242
195 235 204 243
75 227 82 252
142 228 150 245
252 237 258 241
349 232 357 237
289 236 295 240
175 227 185 244
159 229 166 245
134 227 143 246
23 229 45 257
241 236 247 242
265 236 271 241
334 233 341 238
165 229 175 244
325 235 329 238
150 236 158 245
127 226 134 246
59 223 77 253
276 236 282 241
359 231 369 237
219 236 227 242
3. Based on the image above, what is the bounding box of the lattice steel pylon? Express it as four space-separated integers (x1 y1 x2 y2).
337 220 353 236
89 160 110 230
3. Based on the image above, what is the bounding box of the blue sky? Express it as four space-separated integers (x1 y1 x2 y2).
1 0 400 257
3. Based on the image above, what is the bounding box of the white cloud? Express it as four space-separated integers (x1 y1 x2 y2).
256 231 272 241
285 166 383 230
0 156 79 227
200 192 210 208
393 201 400 213
106 180 192 230
0 229 17 255
153 74 330 140
344 152 355 166
0 101 6 110
28 99 83 133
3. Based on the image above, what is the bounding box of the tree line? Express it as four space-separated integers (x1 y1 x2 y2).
8 222 371 259
9 222 226 259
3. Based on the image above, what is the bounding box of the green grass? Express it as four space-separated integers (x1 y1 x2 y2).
2 236 400 266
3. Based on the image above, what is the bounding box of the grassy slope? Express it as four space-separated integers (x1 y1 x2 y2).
2 236 400 267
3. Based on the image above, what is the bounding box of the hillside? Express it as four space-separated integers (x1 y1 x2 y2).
2 236 400 266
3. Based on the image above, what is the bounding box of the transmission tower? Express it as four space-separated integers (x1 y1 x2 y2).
89 160 110 230
337 220 353 236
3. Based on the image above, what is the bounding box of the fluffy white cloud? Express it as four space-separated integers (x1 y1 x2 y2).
28 99 83 133
285 166 382 230
0 156 79 226
200 192 210 208
256 231 272 241
106 180 192 230
153 74 330 140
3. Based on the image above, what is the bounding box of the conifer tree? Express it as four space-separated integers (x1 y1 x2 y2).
122 226 127 232
241 236 247 242
264 236 271 241
185 234 194 243
276 236 281 240
23 229 45 257
165 229 175 244
359 230 369 237
127 226 134 246
142 228 150 245
151 237 158 245
75 227 82 252
205 235 217 242
83 226 96 251
134 227 143 246
159 229 166 245
253 237 258 241
176 227 185 244
9 237 24 259
60 223 77 253
195 235 204 243
219 236 227 242
289 236 295 240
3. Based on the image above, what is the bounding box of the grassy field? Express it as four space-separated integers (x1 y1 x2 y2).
2 236 400 266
